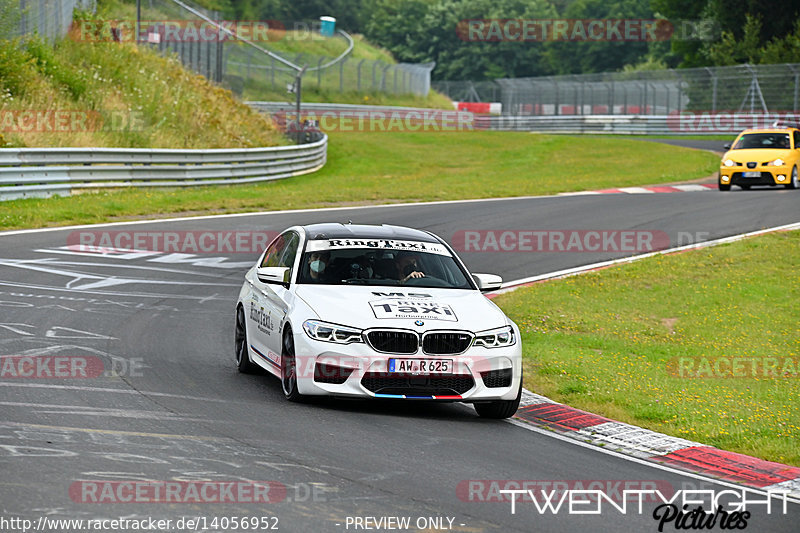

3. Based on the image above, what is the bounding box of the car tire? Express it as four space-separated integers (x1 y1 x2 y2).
235 306 259 374
716 172 730 192
787 166 799 190
281 328 304 402
474 379 522 419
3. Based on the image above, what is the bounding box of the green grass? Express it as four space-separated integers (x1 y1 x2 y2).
604 134 735 142
0 19 283 149
99 0 451 109
0 132 719 230
493 230 800 466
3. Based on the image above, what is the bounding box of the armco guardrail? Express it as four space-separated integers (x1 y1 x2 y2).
474 114 682 135
249 102 757 136
0 135 327 201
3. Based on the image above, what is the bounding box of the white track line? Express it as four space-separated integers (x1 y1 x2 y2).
0 185 721 238
507 419 800 505
2 195 798 496
501 220 800 498
495 220 800 294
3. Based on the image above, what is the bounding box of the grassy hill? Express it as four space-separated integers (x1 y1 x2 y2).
101 0 451 108
0 13 284 148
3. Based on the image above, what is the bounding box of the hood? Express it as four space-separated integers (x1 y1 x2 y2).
724 148 790 163
295 284 508 333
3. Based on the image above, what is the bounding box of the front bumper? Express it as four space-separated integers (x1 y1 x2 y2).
719 166 791 186
292 331 522 401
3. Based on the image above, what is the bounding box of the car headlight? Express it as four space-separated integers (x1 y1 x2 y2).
303 320 363 344
723 159 735 167
770 158 785 166
473 325 515 348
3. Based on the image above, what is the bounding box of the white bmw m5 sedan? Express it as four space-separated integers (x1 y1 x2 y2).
235 223 522 418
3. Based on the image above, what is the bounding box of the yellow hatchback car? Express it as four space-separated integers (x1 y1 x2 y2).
718 126 800 191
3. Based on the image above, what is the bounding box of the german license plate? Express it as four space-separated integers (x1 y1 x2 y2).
742 171 760 178
388 358 452 374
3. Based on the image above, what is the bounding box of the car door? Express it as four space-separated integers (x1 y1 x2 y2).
249 231 300 367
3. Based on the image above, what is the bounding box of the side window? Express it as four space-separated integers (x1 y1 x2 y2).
261 234 287 267
277 233 299 270
794 131 800 149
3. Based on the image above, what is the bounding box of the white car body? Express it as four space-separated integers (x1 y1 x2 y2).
235 223 523 417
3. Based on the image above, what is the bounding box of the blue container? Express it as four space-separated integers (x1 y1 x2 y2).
320 16 336 37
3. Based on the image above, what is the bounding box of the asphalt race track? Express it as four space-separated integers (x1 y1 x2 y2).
1 188 798 532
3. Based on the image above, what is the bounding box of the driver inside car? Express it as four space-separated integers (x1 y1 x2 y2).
306 251 331 282
396 252 425 283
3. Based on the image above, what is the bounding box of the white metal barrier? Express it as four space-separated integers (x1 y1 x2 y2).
0 135 327 201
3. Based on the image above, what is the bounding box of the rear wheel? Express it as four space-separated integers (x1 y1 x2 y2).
281 329 304 402
235 306 258 374
474 378 522 419
787 166 799 189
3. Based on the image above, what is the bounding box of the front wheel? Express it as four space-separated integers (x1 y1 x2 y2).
717 172 730 191
474 379 522 419
281 329 304 402
787 166 799 190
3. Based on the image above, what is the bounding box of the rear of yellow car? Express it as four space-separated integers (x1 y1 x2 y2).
719 129 800 191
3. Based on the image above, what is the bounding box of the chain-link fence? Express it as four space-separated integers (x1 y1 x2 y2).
1 0 96 41
136 0 433 98
226 49 434 97
431 81 502 104
436 63 800 116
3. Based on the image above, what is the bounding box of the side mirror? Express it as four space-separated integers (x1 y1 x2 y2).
723 143 731 150
473 273 503 292
257 266 290 286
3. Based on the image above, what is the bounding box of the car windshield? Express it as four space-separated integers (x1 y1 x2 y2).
734 133 791 150
297 240 473 289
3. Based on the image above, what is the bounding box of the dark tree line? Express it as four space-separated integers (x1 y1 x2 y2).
203 0 800 80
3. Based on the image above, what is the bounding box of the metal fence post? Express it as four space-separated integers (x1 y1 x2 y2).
340 56 347 92
317 56 323 87
790 65 799 113
20 0 27 36
704 67 718 113
379 64 389 91
246 48 252 80
552 80 558 115
136 0 141 44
